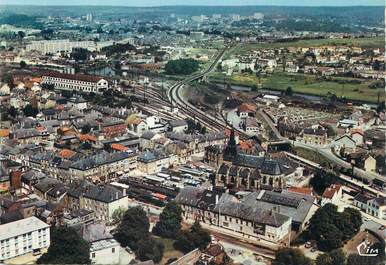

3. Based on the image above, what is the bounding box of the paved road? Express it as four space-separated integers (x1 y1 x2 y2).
210 230 275 259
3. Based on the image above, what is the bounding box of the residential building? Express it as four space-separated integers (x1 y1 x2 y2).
0 217 50 262
300 127 328 146
66 180 128 223
69 151 137 182
79 223 121 264
168 120 188 133
42 72 109 94
321 184 343 206
175 187 293 243
137 149 173 174
237 103 257 118
334 135 357 154
366 197 386 220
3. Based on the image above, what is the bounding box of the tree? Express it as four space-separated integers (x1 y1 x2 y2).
23 104 38 117
328 249 346 265
37 226 90 264
307 204 362 252
316 253 333 265
41 83 55 90
115 206 150 251
111 207 126 225
81 124 91 134
136 237 164 263
272 248 312 265
8 106 17 118
189 222 211 250
309 169 338 194
165 58 199 75
17 30 25 39
174 222 210 253
1 73 14 87
71 48 90 61
19 60 27 68
153 201 182 239
285 86 293 96
347 254 383 265
41 28 54 40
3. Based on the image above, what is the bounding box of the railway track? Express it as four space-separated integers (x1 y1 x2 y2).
168 47 250 139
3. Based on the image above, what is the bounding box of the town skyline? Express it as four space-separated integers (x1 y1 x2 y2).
2 0 385 6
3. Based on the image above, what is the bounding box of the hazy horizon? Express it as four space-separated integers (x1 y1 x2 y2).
1 0 384 7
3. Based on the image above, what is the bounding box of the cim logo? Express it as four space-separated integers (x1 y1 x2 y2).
357 240 379 257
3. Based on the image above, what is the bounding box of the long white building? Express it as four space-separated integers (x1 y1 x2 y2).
42 71 109 94
0 217 50 262
26 39 98 54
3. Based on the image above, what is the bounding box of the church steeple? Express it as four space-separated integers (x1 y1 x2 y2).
224 128 237 159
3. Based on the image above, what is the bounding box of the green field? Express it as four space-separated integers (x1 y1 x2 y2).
210 72 384 103
231 37 385 55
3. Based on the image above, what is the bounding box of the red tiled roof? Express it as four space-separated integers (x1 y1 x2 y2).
111 143 129 152
288 187 313 196
59 149 76 159
322 184 342 199
79 134 97 142
238 103 257 113
0 129 10 138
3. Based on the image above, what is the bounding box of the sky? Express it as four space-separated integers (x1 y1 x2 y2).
2 0 384 6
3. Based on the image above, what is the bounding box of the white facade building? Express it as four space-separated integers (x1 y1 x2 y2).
42 72 109 94
0 217 50 262
26 40 98 54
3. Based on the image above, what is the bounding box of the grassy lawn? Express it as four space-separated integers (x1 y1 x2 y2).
232 37 385 54
293 146 331 166
210 71 384 103
153 236 183 265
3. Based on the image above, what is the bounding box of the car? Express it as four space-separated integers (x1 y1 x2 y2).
379 225 385 231
305 241 312 248
32 249 41 256
125 246 133 254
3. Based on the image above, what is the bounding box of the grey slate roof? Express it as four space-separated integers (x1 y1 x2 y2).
241 190 315 225
80 223 113 243
67 180 126 203
70 151 132 171
214 193 290 228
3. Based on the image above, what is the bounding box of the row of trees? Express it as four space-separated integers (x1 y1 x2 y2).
165 58 200 75
274 247 385 265
101 42 136 57
113 202 210 262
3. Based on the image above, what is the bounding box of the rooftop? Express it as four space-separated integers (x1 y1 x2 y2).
0 216 49 241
